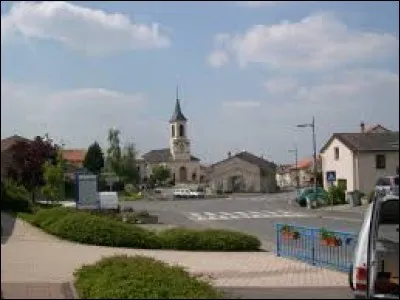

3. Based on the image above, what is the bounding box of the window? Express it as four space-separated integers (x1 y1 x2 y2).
179 124 185 137
375 154 386 169
334 147 339 160
376 177 391 186
171 125 175 137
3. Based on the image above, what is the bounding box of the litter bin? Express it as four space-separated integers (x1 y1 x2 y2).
347 191 361 207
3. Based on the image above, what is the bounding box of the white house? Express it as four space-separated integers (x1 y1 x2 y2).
320 131 399 194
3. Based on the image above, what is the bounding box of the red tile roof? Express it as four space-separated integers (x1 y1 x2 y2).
62 149 86 164
290 155 321 170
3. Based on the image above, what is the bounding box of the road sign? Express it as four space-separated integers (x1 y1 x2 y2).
326 171 336 183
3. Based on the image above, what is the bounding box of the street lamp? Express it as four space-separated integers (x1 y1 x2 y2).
296 116 317 208
288 147 299 191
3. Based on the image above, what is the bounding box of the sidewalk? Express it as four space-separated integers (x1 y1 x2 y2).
1 213 348 298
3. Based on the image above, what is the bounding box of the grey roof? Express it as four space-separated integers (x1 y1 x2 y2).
320 132 399 153
211 151 276 170
169 99 187 123
142 148 200 163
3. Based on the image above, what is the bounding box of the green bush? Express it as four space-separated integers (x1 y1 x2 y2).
21 207 261 251
327 184 346 205
74 255 223 299
158 227 261 251
31 208 161 249
1 180 33 213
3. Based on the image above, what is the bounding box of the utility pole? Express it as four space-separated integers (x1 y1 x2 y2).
296 117 318 209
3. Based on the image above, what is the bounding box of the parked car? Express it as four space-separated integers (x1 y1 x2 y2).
173 188 192 199
190 189 205 199
349 194 399 299
374 175 399 198
295 187 328 207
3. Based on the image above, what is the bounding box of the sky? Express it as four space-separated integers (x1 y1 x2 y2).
1 1 399 165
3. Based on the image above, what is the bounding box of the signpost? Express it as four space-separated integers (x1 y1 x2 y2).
76 173 100 210
326 171 336 210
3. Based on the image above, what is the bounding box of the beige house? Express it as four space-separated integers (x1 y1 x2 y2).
138 96 204 184
208 151 277 193
320 131 399 194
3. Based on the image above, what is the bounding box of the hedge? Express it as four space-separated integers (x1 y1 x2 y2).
74 255 223 299
158 227 261 251
1 181 33 213
21 207 261 251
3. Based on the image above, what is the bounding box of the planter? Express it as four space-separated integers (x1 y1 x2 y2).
281 231 299 240
320 237 340 247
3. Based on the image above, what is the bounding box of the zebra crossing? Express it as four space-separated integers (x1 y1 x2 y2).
184 210 310 221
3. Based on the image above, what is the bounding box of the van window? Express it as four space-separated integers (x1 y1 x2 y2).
376 177 391 186
379 199 399 225
395 176 399 185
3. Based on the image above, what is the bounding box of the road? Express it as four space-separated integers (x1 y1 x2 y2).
120 191 364 250
220 286 354 299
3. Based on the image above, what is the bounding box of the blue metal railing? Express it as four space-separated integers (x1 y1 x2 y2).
275 223 358 272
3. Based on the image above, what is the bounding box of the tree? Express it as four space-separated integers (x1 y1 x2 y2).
152 165 171 185
105 128 122 175
41 149 65 202
119 143 140 184
8 135 58 202
83 141 104 174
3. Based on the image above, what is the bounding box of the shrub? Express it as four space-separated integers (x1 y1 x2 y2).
327 184 346 205
32 208 161 249
1 180 33 213
74 255 223 299
158 227 261 251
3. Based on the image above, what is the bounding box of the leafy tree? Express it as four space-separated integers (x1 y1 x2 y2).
41 150 65 202
83 141 104 174
119 143 140 184
152 165 171 185
8 135 58 202
105 128 122 175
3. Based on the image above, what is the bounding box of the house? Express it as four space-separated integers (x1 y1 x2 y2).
208 151 277 193
320 131 399 194
276 164 293 188
1 135 31 181
61 149 86 167
288 156 322 188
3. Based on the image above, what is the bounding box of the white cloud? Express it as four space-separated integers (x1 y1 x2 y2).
207 12 398 71
1 1 171 55
206 50 229 68
0 80 168 152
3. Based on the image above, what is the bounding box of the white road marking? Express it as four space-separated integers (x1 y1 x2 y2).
184 210 311 221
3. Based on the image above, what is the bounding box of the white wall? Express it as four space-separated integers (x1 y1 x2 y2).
321 138 355 191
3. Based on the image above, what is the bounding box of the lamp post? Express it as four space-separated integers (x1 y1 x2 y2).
288 147 299 191
296 117 317 208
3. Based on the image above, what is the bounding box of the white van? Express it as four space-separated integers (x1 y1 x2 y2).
349 194 399 299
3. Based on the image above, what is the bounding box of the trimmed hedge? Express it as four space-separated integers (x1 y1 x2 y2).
29 208 161 249
74 255 223 299
1 181 33 213
21 207 261 251
158 227 261 251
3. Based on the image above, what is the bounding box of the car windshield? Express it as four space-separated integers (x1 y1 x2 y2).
395 177 399 185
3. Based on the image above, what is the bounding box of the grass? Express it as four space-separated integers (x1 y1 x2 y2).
74 255 224 299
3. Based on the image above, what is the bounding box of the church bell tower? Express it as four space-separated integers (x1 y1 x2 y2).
169 87 191 161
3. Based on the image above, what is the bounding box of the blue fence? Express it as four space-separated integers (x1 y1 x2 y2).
275 223 358 272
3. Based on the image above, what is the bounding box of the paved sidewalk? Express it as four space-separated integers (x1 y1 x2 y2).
1 213 348 298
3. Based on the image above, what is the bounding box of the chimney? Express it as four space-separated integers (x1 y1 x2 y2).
360 122 365 133
228 151 231 158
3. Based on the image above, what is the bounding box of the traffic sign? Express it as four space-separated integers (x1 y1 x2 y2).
326 171 336 182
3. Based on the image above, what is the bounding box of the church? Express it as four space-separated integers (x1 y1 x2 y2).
138 94 205 184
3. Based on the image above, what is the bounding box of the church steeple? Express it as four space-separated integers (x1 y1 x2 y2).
169 86 187 123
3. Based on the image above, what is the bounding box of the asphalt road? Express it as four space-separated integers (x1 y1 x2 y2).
120 191 364 251
220 286 354 299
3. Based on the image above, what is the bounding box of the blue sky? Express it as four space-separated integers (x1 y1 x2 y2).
1 1 399 164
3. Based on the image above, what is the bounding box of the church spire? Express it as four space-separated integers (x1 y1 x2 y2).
169 86 187 123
